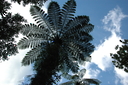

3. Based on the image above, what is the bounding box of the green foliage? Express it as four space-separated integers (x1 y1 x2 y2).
0 0 26 60
18 0 94 84
110 39 128 73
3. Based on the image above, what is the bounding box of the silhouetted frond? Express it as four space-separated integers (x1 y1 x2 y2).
78 69 86 79
48 1 61 32
61 16 90 34
60 0 76 29
62 73 72 80
30 6 54 36
18 36 47 49
22 45 43 65
20 24 43 36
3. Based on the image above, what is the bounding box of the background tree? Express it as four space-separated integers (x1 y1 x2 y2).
11 0 48 6
0 0 26 60
0 0 11 17
18 0 94 84
110 39 128 73
60 69 101 85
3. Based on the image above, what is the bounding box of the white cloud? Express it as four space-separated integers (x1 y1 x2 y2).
0 49 34 85
91 33 122 71
91 6 127 71
102 6 128 33
114 68 128 85
85 6 128 85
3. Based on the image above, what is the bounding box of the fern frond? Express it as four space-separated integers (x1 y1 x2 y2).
30 6 55 36
61 21 94 40
27 33 52 41
78 69 86 79
60 81 74 85
59 47 79 73
61 73 72 80
64 42 93 65
20 24 43 36
82 79 101 85
20 24 53 40
18 36 47 49
59 50 71 73
61 16 90 34
65 47 86 65
48 1 61 32
60 62 70 74
82 23 94 33
60 0 76 30
68 59 79 73
62 31 93 44
22 45 43 66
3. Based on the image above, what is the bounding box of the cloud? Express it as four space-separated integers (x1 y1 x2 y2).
91 6 127 71
83 6 128 85
114 68 128 85
91 33 122 71
0 49 34 85
102 6 128 33
101 6 128 85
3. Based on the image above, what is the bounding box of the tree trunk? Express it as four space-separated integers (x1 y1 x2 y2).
31 44 60 85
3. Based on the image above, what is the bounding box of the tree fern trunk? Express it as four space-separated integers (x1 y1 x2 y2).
31 44 60 85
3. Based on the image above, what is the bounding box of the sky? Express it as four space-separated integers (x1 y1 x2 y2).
0 0 128 85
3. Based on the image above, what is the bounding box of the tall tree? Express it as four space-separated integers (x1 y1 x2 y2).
110 39 128 73
18 0 94 84
0 0 26 60
60 69 101 85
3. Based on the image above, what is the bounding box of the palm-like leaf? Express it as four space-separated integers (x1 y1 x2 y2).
48 1 61 32
20 24 44 36
21 46 42 65
60 69 101 85
59 0 76 31
30 6 54 36
82 79 101 85
21 44 47 65
18 0 94 84
61 16 91 34
18 35 47 49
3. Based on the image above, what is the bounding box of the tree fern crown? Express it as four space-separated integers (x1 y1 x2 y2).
18 0 94 73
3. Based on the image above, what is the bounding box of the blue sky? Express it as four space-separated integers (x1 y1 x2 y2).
0 0 128 85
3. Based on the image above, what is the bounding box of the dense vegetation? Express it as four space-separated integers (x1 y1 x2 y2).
0 0 26 60
110 39 128 73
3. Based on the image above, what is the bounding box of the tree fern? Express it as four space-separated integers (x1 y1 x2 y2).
18 0 95 84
